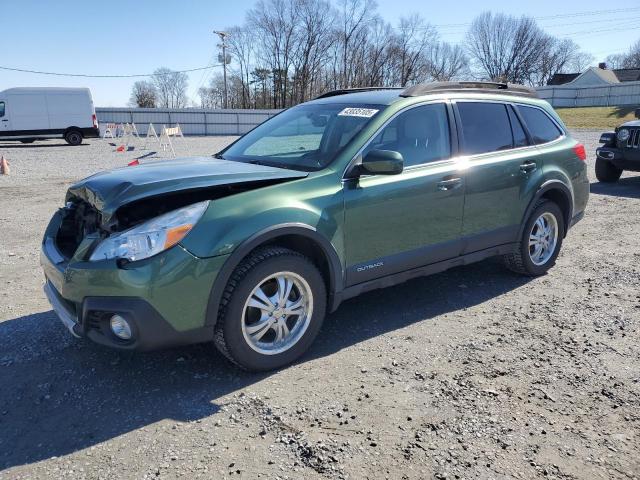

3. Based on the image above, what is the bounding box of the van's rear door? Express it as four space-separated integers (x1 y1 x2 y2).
0 99 10 133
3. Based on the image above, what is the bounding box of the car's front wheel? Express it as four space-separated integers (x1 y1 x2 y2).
214 247 327 371
504 200 565 276
595 157 623 183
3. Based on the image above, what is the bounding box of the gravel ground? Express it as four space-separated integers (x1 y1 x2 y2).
0 132 638 479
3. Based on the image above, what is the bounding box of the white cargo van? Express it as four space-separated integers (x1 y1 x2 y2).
0 87 100 145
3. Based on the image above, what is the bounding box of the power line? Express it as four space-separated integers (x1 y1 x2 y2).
0 64 223 78
398 6 640 31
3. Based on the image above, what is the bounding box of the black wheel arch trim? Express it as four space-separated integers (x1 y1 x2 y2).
519 180 573 239
204 223 344 327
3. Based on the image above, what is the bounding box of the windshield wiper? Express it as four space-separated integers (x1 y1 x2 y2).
212 152 226 159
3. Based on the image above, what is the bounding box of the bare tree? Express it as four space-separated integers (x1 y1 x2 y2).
248 0 300 108
567 51 594 73
533 38 579 86
227 26 255 108
388 15 437 86
604 53 627 70
466 12 548 84
152 68 189 108
290 0 336 102
129 81 157 108
427 42 468 81
623 40 640 68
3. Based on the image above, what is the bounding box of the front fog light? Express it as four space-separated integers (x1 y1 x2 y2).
110 314 132 340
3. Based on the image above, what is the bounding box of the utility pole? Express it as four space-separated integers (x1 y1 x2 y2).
214 30 229 109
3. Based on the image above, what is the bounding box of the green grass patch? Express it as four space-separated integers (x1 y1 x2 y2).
555 106 639 130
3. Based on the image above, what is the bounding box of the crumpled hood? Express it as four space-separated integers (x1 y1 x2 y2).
66 157 308 224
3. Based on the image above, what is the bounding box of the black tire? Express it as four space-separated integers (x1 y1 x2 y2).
214 246 327 371
20 139 35 144
64 130 83 146
595 157 622 183
503 200 565 276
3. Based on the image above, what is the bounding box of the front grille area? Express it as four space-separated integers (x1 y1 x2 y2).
625 129 640 149
55 199 102 259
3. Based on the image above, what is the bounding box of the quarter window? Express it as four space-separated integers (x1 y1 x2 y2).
363 103 451 167
458 102 513 155
518 105 563 144
0 102 4 118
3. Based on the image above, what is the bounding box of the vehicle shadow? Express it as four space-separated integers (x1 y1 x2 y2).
0 143 89 149
590 176 640 199
0 258 531 471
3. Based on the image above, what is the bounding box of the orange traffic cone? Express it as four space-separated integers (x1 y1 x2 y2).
0 155 9 175
116 145 125 152
127 159 140 166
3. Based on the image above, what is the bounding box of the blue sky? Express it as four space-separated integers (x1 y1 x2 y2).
2 0 639 106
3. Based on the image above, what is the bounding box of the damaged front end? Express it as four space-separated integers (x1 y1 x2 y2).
58 179 291 263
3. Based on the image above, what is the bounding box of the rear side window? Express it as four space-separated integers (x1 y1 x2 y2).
0 102 4 117
518 105 563 144
458 102 513 155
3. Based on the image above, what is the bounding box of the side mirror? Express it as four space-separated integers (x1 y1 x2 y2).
635 108 640 119
361 149 404 175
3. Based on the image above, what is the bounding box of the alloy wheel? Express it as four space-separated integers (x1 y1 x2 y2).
528 212 558 266
241 271 313 355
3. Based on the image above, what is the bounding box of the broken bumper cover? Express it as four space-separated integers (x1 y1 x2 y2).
40 212 229 351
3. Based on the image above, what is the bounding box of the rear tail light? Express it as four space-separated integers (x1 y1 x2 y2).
92 113 98 128
573 143 586 161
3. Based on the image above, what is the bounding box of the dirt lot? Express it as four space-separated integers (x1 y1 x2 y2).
0 132 638 480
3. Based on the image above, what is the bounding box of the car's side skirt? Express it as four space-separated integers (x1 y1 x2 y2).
339 242 518 303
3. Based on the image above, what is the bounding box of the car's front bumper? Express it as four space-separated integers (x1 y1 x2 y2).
597 146 640 171
40 210 229 350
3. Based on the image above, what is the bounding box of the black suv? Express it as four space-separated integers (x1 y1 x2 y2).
596 108 640 182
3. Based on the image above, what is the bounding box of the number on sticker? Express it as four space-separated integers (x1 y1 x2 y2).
338 108 379 118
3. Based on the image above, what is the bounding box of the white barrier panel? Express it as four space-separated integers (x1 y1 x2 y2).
159 124 184 157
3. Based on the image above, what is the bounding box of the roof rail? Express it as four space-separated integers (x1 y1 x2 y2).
401 81 538 98
315 87 403 99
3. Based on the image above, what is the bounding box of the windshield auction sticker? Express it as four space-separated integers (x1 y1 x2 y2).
338 108 379 118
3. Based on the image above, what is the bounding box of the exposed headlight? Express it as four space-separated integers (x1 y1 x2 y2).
617 129 630 142
89 201 209 262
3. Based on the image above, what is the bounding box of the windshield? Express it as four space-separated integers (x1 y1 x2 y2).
219 103 384 171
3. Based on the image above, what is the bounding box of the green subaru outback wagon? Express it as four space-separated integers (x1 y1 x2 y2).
41 82 589 371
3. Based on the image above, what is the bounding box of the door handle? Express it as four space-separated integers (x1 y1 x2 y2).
520 161 537 173
437 177 462 191
1 119 8 122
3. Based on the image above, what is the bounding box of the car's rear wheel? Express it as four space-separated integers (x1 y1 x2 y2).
504 200 565 276
64 130 83 146
214 247 326 371
595 157 622 183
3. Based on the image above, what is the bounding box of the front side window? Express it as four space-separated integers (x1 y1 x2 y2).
518 105 563 145
458 102 513 155
362 103 451 167
221 103 383 171
0 102 5 118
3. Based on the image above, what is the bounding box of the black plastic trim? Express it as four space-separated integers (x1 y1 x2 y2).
341 243 518 301
81 297 213 351
519 180 573 238
346 238 461 286
204 223 344 325
0 127 99 139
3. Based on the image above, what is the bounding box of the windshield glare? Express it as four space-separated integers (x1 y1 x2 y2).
220 103 384 171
